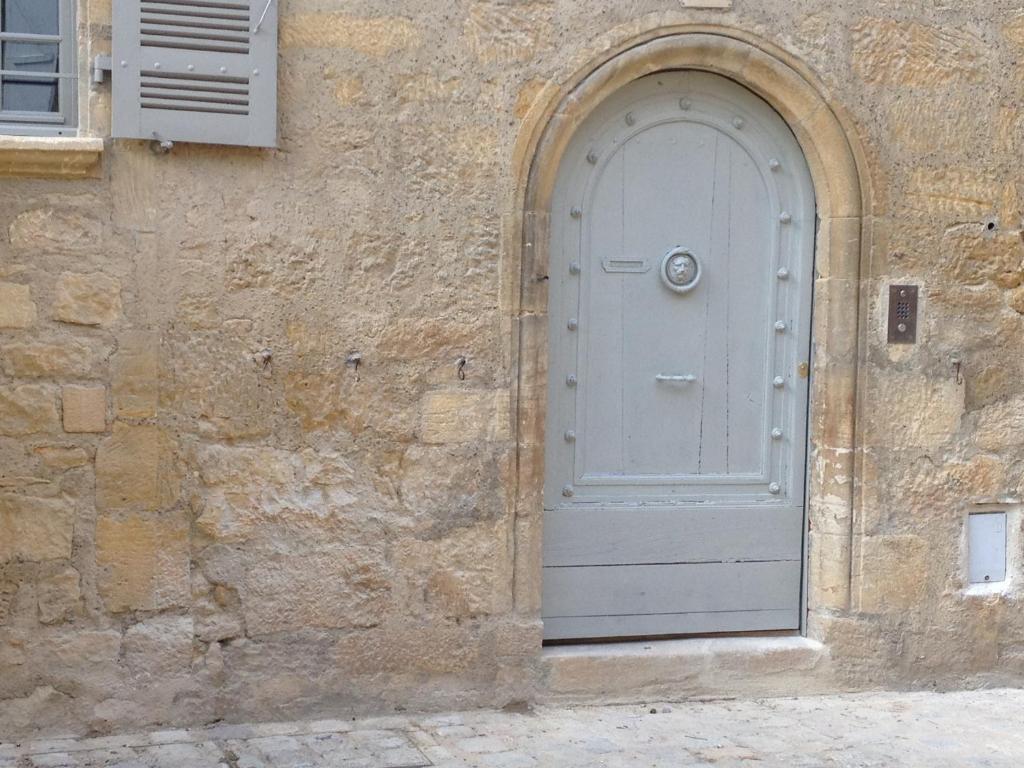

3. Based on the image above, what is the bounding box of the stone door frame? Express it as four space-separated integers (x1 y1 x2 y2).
506 26 870 643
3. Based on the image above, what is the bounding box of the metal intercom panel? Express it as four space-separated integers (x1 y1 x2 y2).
887 285 918 344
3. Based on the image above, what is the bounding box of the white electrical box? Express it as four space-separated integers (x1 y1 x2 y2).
968 512 1007 584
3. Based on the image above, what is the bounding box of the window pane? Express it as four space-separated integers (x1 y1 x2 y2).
2 41 59 113
1 0 60 35
2 76 58 113
3 41 59 74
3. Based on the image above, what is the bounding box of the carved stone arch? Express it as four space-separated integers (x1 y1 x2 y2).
508 28 869 641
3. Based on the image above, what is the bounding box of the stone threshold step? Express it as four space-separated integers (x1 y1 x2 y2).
540 635 835 702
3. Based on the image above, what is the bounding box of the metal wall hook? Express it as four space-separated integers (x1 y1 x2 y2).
950 353 964 385
345 352 362 379
456 357 467 380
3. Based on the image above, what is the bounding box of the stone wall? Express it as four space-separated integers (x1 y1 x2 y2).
1 0 1023 738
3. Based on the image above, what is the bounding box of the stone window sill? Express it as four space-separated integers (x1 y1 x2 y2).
0 135 104 179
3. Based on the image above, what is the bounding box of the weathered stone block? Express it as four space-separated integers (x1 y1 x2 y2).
33 445 89 470
807 531 850 612
855 535 929 613
0 338 110 379
463 2 552 64
8 208 102 251
0 283 37 328
1004 12 1024 48
281 14 420 55
194 447 373 546
0 385 59 436
123 616 194 680
852 19 982 87
95 424 179 511
887 97 982 154
283 371 349 433
37 567 81 624
52 272 122 327
906 168 999 220
332 77 365 106
111 331 160 419
194 596 245 644
975 395 1024 452
940 225 1023 287
864 373 963 451
1009 286 1024 314
399 444 509 536
237 548 391 635
165 333 276 440
197 444 300 489
395 521 513 618
0 495 74 563
61 385 107 434
95 513 189 612
420 390 511 444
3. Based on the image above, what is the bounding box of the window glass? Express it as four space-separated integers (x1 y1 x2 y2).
2 42 59 112
1 0 60 36
0 0 73 132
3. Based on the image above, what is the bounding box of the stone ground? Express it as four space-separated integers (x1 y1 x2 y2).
2 689 1023 767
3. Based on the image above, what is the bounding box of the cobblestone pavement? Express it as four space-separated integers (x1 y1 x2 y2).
3 689 1023 767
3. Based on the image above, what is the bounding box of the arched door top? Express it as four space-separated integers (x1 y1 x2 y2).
521 30 865 223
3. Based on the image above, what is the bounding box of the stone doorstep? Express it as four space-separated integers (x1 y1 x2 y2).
540 635 836 702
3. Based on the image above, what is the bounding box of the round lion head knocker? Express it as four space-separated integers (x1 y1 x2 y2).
660 247 701 294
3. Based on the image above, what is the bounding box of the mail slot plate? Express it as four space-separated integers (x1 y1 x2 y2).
602 257 649 274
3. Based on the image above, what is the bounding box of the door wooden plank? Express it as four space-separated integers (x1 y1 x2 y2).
543 504 803 566
542 560 801 618
620 121 717 476
694 131 731 474
725 142 772 474
580 148 626 477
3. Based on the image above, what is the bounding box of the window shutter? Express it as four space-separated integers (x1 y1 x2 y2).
112 1 277 147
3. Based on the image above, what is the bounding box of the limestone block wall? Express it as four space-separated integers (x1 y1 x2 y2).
1 0 1023 738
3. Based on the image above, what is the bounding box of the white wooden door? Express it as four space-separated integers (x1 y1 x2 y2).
543 72 815 641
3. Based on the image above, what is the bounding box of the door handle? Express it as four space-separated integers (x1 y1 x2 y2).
655 374 697 383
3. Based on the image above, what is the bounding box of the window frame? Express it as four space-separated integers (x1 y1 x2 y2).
0 0 77 136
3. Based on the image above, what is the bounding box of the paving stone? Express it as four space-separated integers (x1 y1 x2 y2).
479 752 538 768
25 753 79 767
4 691 1024 767
455 735 511 754
141 742 227 767
434 725 476 738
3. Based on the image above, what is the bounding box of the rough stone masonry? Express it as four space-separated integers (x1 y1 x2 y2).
1 0 1024 739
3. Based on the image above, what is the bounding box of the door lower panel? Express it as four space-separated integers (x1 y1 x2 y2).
542 609 798 641
542 560 801 640
544 505 803 566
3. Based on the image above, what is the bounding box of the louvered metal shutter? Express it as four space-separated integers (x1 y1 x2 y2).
112 1 277 147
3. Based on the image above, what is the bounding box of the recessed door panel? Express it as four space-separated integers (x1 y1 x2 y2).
543 71 815 641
